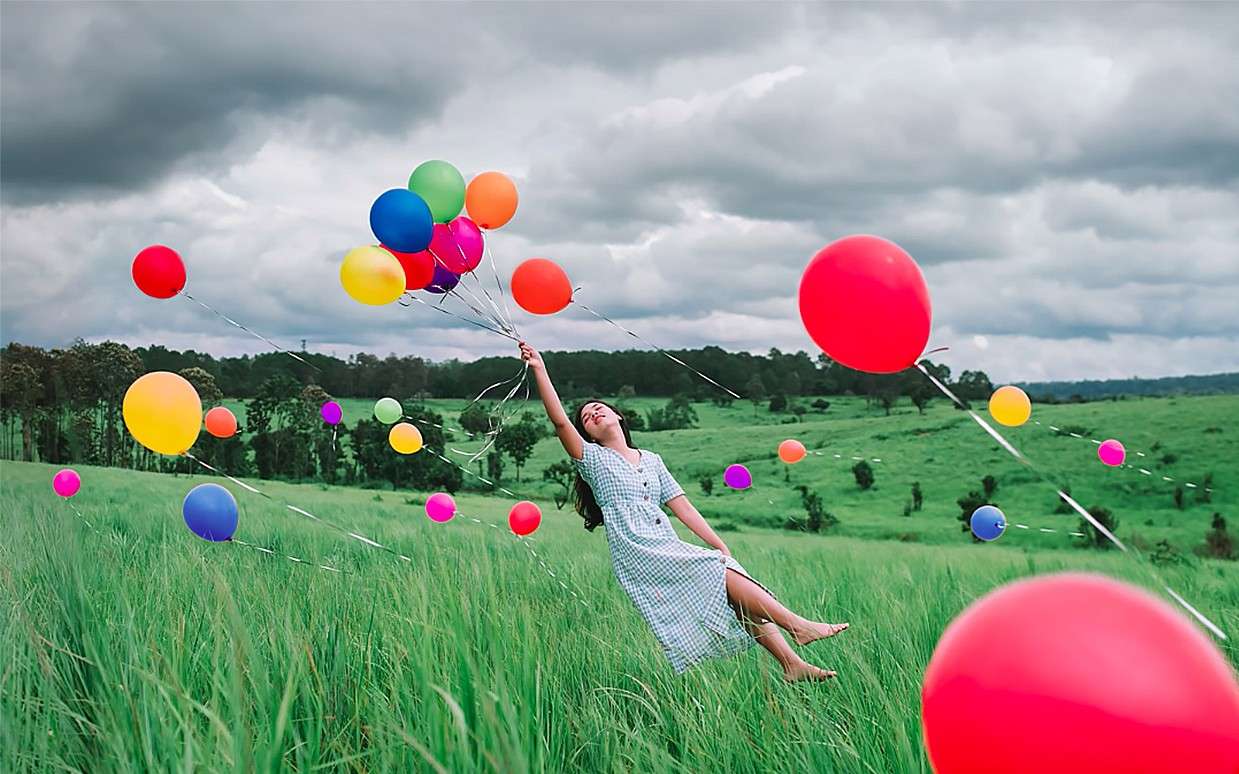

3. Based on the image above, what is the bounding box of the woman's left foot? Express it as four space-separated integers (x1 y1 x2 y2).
793 621 849 647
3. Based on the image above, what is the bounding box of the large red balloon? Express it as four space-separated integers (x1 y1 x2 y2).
798 235 931 374
382 245 435 291
132 245 187 298
922 573 1239 774
511 258 572 315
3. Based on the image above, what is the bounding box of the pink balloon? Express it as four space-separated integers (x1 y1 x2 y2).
425 492 456 523
428 223 469 273
53 468 81 498
1098 439 1126 467
448 216 484 272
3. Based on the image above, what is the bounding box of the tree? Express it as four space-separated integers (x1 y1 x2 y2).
543 461 576 510
786 485 837 532
852 461 875 490
1196 473 1213 504
1200 513 1235 560
180 367 224 408
909 380 934 414
1076 505 1120 550
495 412 545 481
646 395 698 431
982 475 998 500
911 481 923 511
459 402 492 435
955 370 995 402
1174 486 1185 510
617 385 637 401
486 450 504 485
0 360 40 461
768 394 788 413
745 374 767 415
956 489 987 542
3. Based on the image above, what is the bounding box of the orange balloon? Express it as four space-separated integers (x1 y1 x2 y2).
778 439 806 464
204 406 238 439
511 258 572 315
465 171 518 229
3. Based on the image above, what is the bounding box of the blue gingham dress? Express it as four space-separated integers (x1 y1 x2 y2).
574 442 777 673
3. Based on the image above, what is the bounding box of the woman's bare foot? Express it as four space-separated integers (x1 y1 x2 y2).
792 620 850 647
783 661 836 682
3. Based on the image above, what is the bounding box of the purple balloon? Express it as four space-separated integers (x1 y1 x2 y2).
425 263 460 294
723 464 752 490
321 400 342 425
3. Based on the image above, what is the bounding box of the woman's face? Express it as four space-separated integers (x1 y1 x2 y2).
578 401 622 440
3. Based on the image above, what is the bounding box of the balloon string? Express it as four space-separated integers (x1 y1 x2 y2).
427 245 515 334
1029 420 1216 493
402 293 520 342
177 291 319 372
449 237 516 336
913 361 1225 639
454 510 590 609
571 291 742 400
481 238 519 335
183 453 413 563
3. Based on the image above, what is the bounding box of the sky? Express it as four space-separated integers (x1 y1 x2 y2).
2 2 1237 383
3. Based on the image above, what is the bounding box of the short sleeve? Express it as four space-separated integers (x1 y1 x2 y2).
656 454 685 504
573 441 604 482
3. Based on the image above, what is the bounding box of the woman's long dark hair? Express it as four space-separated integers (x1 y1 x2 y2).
571 398 635 532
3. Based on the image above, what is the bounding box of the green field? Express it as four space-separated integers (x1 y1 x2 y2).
3 395 1238 771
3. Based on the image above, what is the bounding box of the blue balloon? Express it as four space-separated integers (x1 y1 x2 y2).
183 483 238 542
970 505 1006 542
425 262 460 294
370 189 433 253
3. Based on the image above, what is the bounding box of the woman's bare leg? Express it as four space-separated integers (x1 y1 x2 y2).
725 569 849 646
730 604 836 681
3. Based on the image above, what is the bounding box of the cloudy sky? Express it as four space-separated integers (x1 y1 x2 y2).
3 2 1237 382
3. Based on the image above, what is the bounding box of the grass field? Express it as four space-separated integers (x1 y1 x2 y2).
3 394 1238 772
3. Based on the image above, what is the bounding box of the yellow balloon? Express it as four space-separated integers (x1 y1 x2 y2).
988 385 1032 427
123 372 203 455
389 422 423 454
340 245 405 306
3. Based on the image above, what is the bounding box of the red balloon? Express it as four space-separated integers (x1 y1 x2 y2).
382 245 435 291
132 245 186 298
511 258 572 315
508 500 542 536
798 235 931 374
922 573 1239 774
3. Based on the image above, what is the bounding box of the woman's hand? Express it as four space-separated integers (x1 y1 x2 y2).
717 544 732 558
518 341 544 371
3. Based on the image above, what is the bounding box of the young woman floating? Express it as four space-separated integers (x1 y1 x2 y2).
519 342 848 681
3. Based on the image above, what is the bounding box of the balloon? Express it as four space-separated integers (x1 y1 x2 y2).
382 246 435 290
182 483 238 542
340 245 406 306
369 188 433 253
427 223 470 274
798 235 932 374
374 397 402 424
922 573 1239 774
389 422 423 454
52 468 81 498
724 464 752 490
320 401 342 425
123 372 202 455
132 245 186 298
449 216 485 272
465 171 518 229
204 406 238 439
425 263 460 294
989 385 1031 427
969 505 1006 541
1098 439 1126 467
408 160 465 223
425 492 456 523
508 500 542 536
778 439 806 464
511 258 572 314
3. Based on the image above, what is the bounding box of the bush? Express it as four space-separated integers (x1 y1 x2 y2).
699 476 714 496
852 461 875 490
1199 513 1236 560
646 395 698 431
811 399 831 412
911 481 923 511
982 475 998 499
956 489 987 542
1075 505 1120 550
768 394 788 412
714 520 741 533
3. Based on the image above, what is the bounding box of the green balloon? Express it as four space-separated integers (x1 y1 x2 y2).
408 160 465 223
374 397 403 424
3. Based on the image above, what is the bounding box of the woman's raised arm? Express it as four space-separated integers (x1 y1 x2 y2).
519 341 584 460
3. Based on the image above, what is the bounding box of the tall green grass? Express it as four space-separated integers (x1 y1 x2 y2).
3 460 1236 772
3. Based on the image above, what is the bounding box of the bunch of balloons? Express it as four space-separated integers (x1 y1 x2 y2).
341 160 520 307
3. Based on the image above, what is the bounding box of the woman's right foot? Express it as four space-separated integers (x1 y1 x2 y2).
792 620 849 646
783 661 836 682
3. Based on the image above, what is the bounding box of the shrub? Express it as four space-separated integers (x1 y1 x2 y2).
852 461 875 490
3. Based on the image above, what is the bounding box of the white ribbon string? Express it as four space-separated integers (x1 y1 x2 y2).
178 291 318 371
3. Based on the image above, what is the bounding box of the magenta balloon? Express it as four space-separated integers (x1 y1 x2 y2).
448 216 484 272
1098 439 1126 467
53 468 81 498
320 400 343 425
723 464 752 490
428 222 469 273
426 492 457 523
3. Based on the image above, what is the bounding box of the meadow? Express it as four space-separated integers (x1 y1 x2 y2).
2 394 1237 772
